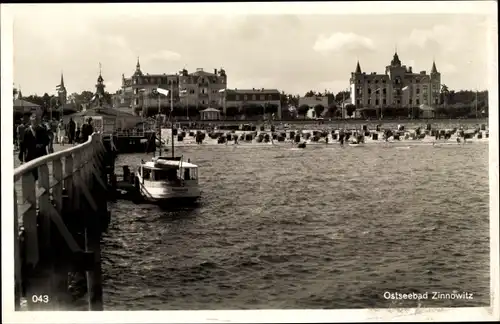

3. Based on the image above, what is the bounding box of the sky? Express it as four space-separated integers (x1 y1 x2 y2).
5 2 496 97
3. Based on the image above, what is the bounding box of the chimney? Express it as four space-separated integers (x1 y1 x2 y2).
252 87 255 90
409 67 412 73
261 88 264 91
214 68 217 75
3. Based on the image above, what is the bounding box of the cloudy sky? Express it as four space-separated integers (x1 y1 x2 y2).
5 2 496 97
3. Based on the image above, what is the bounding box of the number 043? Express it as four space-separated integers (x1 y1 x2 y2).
31 295 49 303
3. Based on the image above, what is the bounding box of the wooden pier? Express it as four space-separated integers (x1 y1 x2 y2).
13 132 115 311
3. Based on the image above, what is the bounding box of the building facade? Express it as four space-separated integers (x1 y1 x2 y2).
222 88 282 119
350 52 441 114
178 68 227 108
118 59 227 116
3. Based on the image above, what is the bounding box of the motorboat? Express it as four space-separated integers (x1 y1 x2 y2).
135 156 201 203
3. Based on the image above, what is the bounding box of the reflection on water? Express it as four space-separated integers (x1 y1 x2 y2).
102 143 490 310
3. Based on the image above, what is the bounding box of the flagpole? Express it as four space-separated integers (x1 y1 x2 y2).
171 82 174 158
158 85 162 157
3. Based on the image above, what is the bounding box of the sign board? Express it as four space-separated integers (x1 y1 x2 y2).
103 119 116 134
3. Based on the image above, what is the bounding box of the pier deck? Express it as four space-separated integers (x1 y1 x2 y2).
13 133 115 311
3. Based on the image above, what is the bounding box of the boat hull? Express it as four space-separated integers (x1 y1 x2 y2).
136 176 201 203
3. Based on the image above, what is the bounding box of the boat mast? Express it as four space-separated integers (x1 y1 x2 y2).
171 81 175 158
158 85 162 157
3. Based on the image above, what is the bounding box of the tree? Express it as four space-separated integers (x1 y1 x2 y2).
265 103 279 115
304 90 316 97
440 84 449 105
345 104 356 118
327 104 337 117
297 104 310 117
225 106 239 118
314 104 325 117
335 90 350 103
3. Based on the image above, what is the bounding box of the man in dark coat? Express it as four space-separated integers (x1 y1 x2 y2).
80 117 94 143
67 117 76 144
20 114 50 181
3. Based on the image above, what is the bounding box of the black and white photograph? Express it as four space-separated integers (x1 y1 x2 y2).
2 1 498 323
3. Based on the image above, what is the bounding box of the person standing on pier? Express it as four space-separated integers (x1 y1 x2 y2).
16 118 26 152
20 114 50 180
57 119 66 145
67 117 76 144
43 117 55 153
81 117 94 143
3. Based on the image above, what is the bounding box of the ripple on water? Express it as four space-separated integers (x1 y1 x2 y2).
102 144 490 310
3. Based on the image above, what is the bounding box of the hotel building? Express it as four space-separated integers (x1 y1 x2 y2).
117 59 227 115
350 52 441 114
222 88 282 120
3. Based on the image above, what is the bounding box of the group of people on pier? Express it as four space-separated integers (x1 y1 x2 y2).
16 114 95 170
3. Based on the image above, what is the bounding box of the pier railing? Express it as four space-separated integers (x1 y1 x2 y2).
14 132 110 311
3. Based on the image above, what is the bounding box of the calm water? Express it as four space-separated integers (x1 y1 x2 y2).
101 143 490 310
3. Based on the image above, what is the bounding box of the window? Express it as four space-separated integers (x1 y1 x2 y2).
236 95 240 100
383 99 387 105
357 80 361 84
416 99 420 105
244 95 248 100
142 168 151 180
202 100 205 105
367 80 371 84
416 88 420 94
252 95 256 100
260 95 265 100
368 88 372 94
135 98 139 105
409 99 412 105
416 79 420 83
368 99 371 105
383 88 387 95
435 98 439 104
268 95 272 100
375 79 379 84
397 100 401 105
356 100 361 106
382 79 387 83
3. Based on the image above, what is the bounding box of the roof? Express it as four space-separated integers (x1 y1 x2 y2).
13 99 40 108
200 108 220 113
143 159 198 169
189 70 216 77
225 88 280 95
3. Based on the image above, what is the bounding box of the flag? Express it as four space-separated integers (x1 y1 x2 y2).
91 94 97 102
402 86 409 91
180 89 188 94
156 87 170 97
218 89 226 93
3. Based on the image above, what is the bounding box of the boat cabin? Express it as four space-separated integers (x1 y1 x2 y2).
139 159 198 183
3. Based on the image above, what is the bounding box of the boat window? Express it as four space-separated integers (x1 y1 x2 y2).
153 169 178 181
142 168 151 180
188 168 198 180
184 168 191 180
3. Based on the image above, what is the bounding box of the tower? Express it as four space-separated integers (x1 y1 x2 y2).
430 60 441 106
134 57 143 76
94 64 106 108
57 72 67 105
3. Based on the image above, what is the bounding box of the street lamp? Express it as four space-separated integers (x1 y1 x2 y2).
49 96 58 120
